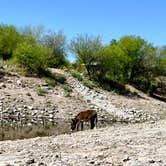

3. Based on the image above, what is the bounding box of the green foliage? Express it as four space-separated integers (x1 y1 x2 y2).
69 34 103 78
0 24 21 60
70 69 83 81
102 36 150 82
93 36 160 94
19 25 45 44
97 45 126 82
53 73 66 84
36 87 48 96
157 46 166 76
0 24 68 75
148 76 166 98
71 62 87 76
0 23 165 96
70 34 164 94
44 77 57 87
42 30 68 67
83 79 97 89
13 42 52 76
63 84 72 97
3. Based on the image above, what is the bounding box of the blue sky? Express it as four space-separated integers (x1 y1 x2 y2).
0 0 166 61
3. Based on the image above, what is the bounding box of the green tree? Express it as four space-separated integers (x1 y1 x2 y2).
99 44 126 81
157 46 166 76
97 36 142 83
108 36 157 83
115 36 158 92
116 36 145 81
0 24 21 60
95 35 159 93
42 30 67 67
69 34 103 79
13 42 51 76
19 25 45 44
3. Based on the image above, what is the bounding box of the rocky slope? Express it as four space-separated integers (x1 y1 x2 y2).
0 68 166 165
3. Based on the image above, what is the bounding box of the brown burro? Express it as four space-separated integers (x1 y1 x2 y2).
71 110 97 131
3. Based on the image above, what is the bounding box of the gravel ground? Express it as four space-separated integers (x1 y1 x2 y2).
0 68 166 166
0 120 166 166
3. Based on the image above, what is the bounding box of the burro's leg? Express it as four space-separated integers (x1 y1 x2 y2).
90 119 95 129
76 121 80 131
81 121 84 131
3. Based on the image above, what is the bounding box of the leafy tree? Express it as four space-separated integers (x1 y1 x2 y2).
157 46 166 76
96 36 143 82
13 42 52 76
69 34 103 79
94 35 159 93
19 25 45 44
106 36 157 82
116 36 145 81
0 24 21 60
96 44 124 82
42 30 67 67
114 36 159 92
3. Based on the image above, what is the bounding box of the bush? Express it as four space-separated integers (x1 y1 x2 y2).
42 30 67 68
54 73 66 84
149 76 166 96
0 25 21 60
44 77 57 87
83 80 96 89
70 69 83 81
63 84 72 97
36 87 48 96
13 42 52 76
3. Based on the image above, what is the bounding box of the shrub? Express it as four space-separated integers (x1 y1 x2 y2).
63 84 72 97
54 73 66 84
13 42 52 76
36 87 48 96
44 77 57 87
83 80 96 89
47 70 66 84
70 69 83 81
0 24 21 60
42 30 67 68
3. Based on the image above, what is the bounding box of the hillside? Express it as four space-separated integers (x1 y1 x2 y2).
0 67 166 165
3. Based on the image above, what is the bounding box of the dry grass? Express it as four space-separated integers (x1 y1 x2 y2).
0 119 70 141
